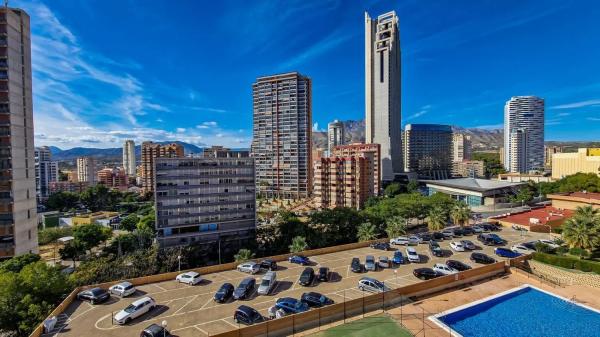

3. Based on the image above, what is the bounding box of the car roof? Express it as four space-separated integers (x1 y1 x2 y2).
89 288 106 294
406 247 417 252
183 271 199 276
359 277 379 283
240 277 254 285
305 291 321 297
237 305 255 313
114 281 133 287
144 324 163 333
379 256 388 259
277 297 297 303
131 296 153 306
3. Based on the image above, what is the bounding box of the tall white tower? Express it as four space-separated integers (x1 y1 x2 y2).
123 140 136 176
327 120 344 155
365 11 402 181
503 96 545 173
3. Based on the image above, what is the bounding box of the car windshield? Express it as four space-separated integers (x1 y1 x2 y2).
372 280 384 288
124 304 137 313
123 284 133 290
319 296 327 303
408 250 416 256
217 286 229 294
90 289 104 295
260 279 270 287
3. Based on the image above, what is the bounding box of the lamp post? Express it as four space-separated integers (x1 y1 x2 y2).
177 255 181 272
161 320 167 337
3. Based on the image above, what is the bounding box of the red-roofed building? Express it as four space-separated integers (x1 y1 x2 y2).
547 192 600 210
491 206 574 233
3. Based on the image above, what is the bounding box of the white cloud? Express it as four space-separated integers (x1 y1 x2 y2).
586 117 600 122
312 122 324 132
405 105 432 121
550 99 600 109
196 121 218 129
176 128 186 133
471 123 504 130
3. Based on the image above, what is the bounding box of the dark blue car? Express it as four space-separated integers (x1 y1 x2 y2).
288 255 310 265
392 251 404 264
494 247 521 258
275 297 309 314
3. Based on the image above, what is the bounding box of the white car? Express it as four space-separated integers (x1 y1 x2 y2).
176 271 202 285
237 261 260 274
450 241 465 252
511 244 535 255
378 256 390 269
114 296 156 325
406 247 420 263
390 236 421 245
433 263 458 275
109 281 136 297
537 239 560 249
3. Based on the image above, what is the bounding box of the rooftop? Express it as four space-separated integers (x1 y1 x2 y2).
424 178 524 192
491 206 574 228
548 191 600 203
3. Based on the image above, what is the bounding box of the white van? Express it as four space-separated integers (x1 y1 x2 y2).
258 271 277 295
406 247 420 263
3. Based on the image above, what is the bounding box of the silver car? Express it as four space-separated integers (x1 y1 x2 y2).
257 271 277 295
357 277 389 293
365 255 377 271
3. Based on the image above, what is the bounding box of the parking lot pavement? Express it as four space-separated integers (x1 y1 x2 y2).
44 229 550 337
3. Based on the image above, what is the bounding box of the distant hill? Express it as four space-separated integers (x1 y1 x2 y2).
49 141 205 162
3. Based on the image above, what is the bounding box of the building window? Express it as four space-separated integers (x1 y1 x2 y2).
28 230 31 240
379 51 384 83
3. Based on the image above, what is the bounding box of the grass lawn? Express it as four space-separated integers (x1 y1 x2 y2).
310 314 412 337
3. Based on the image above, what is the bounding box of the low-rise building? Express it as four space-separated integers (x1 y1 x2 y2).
552 148 600 179
490 206 573 233
497 173 554 183
49 181 90 194
424 178 524 207
71 211 120 227
547 191 600 210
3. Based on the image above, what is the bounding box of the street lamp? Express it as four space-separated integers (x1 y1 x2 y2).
177 255 181 272
161 320 167 337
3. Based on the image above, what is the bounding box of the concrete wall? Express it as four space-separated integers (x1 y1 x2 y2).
530 260 600 288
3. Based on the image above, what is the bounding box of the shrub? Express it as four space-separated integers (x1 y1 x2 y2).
569 247 591 258
552 226 563 234
38 227 73 245
532 252 600 274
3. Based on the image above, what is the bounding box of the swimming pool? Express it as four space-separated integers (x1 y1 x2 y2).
430 284 600 337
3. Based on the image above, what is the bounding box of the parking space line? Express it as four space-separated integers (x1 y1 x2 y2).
173 295 198 315
199 297 214 310
152 283 167 292
221 318 239 328
194 325 209 335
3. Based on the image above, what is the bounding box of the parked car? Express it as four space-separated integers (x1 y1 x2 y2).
418 233 432 242
441 229 454 239
477 234 503 246
233 278 256 300
357 277 389 293
109 282 136 297
392 251 404 264
237 261 260 274
258 271 277 295
176 271 202 285
406 247 420 263
452 228 464 237
114 297 156 325
470 252 496 264
317 267 331 282
450 241 465 252
378 256 390 268
350 257 363 273
413 268 439 280
275 297 309 314
370 242 391 250
433 263 458 275
298 267 315 286
214 283 234 303
259 259 278 271
511 244 535 255
460 240 476 250
432 232 445 241
390 236 421 245
301 292 334 308
446 260 472 271
537 239 560 249
494 247 522 258
461 227 474 236
140 324 172 337
267 305 287 320
77 287 110 304
522 241 537 250
471 225 484 233
365 255 377 271
429 241 444 257
234 305 264 325
289 255 310 265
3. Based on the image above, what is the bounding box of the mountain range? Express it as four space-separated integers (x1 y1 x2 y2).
49 141 205 162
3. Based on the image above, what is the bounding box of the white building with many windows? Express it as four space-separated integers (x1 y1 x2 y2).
503 96 545 173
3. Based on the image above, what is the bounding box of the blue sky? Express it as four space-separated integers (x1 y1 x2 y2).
21 0 600 149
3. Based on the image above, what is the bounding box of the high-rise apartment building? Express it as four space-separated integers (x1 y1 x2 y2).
251 72 312 199
0 7 37 257
141 142 184 193
545 145 563 169
504 96 545 173
76 157 96 184
403 124 453 180
327 120 344 155
154 151 255 257
35 146 58 201
123 140 136 177
332 143 381 195
452 133 472 162
202 145 249 158
365 11 402 181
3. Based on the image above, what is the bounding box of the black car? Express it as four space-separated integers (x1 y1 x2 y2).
259 259 278 271
452 228 464 237
350 257 363 273
429 241 444 257
522 242 537 250
298 267 315 286
461 227 474 236
432 232 445 241
140 324 172 337
413 268 439 280
418 233 432 242
233 278 256 300
301 292 334 308
77 287 110 304
317 267 330 282
478 233 504 246
446 260 472 271
370 242 391 251
470 252 496 264
214 283 234 303
234 305 264 325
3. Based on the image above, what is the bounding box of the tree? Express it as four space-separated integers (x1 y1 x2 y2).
73 223 111 250
119 214 139 232
59 240 85 264
289 236 308 253
427 206 447 231
450 202 471 227
38 227 73 246
385 216 407 238
356 222 378 242
406 181 419 193
45 191 79 211
0 253 40 273
234 249 255 262
137 213 156 233
510 187 534 205
384 182 402 198
80 184 122 211
562 206 600 257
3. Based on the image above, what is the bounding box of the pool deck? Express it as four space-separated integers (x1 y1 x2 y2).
387 271 600 337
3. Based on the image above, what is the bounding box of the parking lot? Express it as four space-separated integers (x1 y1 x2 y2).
44 228 550 337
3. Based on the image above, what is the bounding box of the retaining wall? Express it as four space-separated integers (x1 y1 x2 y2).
529 260 600 288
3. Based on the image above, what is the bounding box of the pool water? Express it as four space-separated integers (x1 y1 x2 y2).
437 286 600 337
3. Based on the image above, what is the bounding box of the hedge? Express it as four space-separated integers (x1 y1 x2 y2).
532 252 600 274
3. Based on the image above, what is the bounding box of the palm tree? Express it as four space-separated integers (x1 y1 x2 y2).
385 216 407 239
450 202 471 227
356 222 378 242
289 236 308 253
562 206 600 257
573 205 600 223
234 248 255 262
427 206 447 232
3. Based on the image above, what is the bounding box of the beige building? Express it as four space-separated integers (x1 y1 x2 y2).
0 7 38 257
452 133 472 162
547 191 600 210
141 142 184 193
551 148 600 179
544 145 563 168
497 173 554 183
452 160 485 178
76 157 97 184
332 143 381 195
